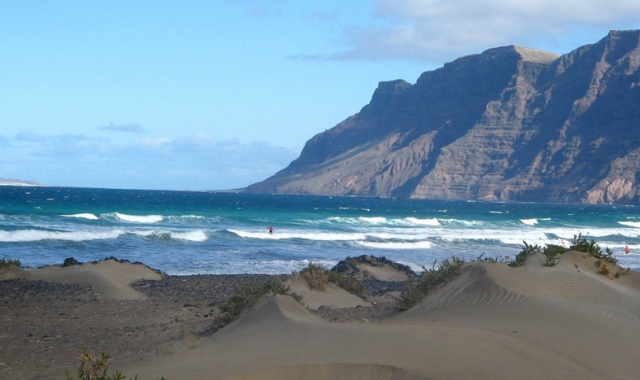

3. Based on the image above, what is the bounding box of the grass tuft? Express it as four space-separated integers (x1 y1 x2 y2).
299 262 330 291
0 257 21 269
541 244 566 267
216 280 304 325
65 345 147 380
506 234 627 277
328 271 365 298
297 262 365 297
570 233 618 264
508 241 541 267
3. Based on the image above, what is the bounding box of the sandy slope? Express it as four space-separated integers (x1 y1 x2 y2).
124 251 640 380
1 258 163 300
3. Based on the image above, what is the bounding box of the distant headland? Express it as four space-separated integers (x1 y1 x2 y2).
0 178 41 186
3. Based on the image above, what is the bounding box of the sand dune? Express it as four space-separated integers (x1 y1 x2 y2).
0 258 163 300
122 250 640 380
284 277 371 309
4 252 640 379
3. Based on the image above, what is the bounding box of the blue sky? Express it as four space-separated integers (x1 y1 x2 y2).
2 1 640 190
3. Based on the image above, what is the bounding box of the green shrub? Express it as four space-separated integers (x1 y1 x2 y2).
507 235 626 277
328 271 365 298
218 284 266 323
474 253 499 263
397 257 465 311
397 277 423 312
266 279 290 295
541 244 566 267
571 233 618 264
541 252 561 267
298 262 365 297
0 257 21 269
508 241 541 267
300 262 330 291
266 279 304 304
543 244 567 257
65 345 146 380
217 280 305 325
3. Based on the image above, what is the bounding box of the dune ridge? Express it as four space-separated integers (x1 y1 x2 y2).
125 251 640 380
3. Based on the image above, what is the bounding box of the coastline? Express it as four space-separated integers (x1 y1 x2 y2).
2 252 640 379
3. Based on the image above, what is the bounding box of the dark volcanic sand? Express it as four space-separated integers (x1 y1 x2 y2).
0 273 403 380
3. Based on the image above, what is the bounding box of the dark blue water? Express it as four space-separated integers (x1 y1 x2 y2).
1 186 639 274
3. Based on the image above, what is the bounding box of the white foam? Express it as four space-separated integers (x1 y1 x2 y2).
113 213 163 223
405 217 440 226
325 216 442 227
520 218 552 226
356 240 433 249
366 231 431 241
131 229 208 242
619 221 640 228
359 216 387 224
229 229 366 241
61 213 99 220
165 259 340 276
438 218 485 227
327 216 395 226
171 230 208 242
167 215 208 223
0 229 124 242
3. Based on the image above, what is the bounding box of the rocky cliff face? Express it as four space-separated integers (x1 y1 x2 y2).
246 30 640 205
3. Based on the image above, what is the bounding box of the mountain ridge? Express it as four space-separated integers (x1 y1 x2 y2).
246 30 640 205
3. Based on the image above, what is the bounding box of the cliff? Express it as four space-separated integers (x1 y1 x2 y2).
246 30 640 205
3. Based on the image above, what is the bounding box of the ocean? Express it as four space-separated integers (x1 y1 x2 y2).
1 186 639 275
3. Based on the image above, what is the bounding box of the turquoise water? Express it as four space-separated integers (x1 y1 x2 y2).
1 186 640 274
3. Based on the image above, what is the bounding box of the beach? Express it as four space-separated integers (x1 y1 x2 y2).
2 251 640 380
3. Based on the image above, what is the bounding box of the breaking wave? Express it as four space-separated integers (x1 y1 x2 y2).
0 229 125 243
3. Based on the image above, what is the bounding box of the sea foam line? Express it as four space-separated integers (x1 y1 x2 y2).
229 229 366 241
132 229 208 242
325 216 441 227
520 218 551 226
0 229 125 242
61 213 99 220
619 221 640 229
357 240 434 250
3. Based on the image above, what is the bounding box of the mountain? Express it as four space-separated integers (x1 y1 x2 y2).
246 30 640 205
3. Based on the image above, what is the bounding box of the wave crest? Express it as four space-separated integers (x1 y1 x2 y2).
0 229 124 243
61 213 99 220
112 213 163 223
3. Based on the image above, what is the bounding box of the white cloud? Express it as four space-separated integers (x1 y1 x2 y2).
2 131 297 190
329 0 640 63
98 122 146 134
15 130 48 142
14 131 109 159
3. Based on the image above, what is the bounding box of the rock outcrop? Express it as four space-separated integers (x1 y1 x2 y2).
246 30 640 205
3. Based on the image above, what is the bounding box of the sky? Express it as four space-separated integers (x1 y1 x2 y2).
2 1 640 191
